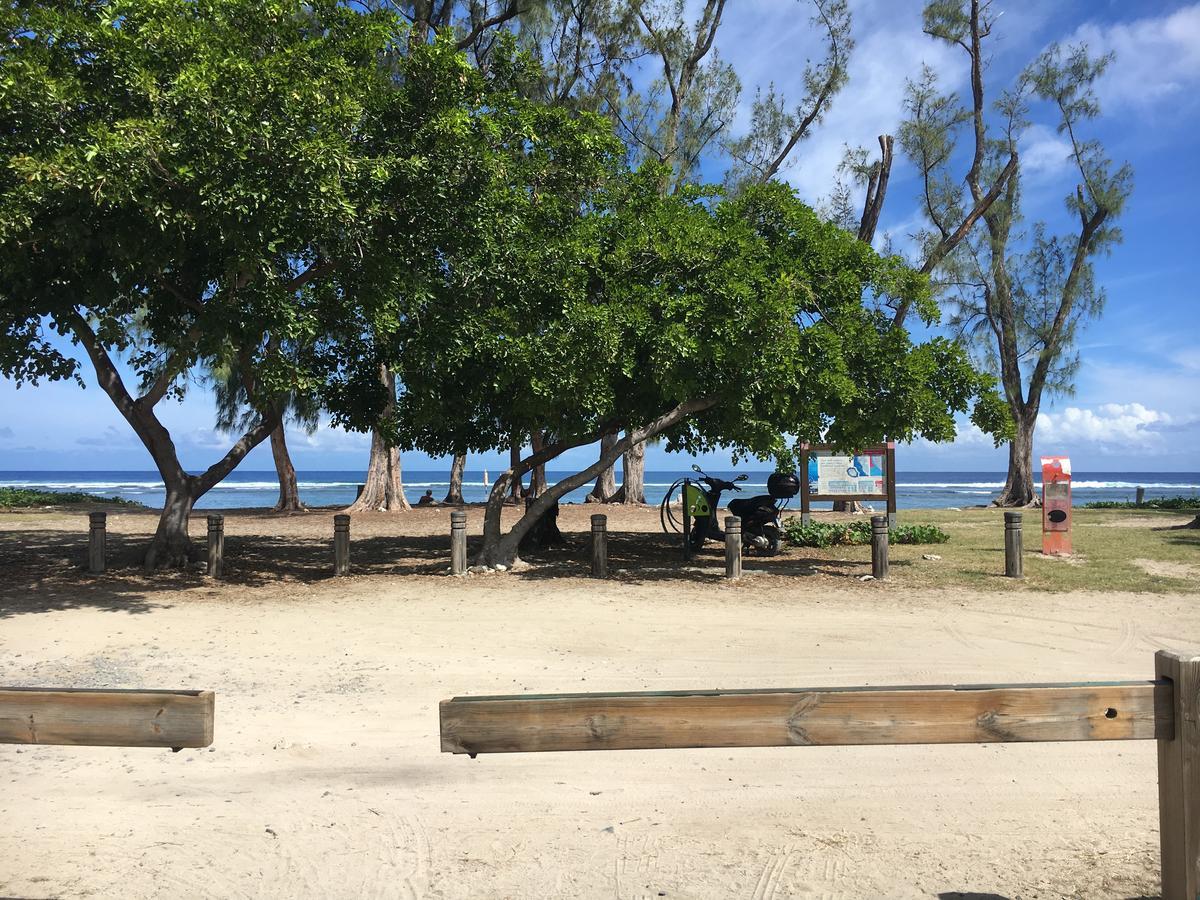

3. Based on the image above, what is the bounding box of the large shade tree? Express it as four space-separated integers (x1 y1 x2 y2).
375 163 1009 566
0 1 579 565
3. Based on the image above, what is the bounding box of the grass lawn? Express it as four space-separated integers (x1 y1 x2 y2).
784 506 1200 593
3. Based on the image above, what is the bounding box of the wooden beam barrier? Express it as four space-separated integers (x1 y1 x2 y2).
0 688 214 749
441 679 1170 756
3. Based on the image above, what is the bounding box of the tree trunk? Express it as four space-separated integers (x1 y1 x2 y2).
475 398 718 567
996 415 1037 507
529 431 547 497
506 442 524 504
269 424 305 512
348 366 411 512
145 479 198 570
444 453 466 505
590 433 618 502
614 436 646 504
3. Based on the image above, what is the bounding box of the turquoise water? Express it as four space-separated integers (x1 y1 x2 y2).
2 470 1196 510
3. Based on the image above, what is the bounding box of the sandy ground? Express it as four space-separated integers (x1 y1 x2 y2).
2 506 1197 898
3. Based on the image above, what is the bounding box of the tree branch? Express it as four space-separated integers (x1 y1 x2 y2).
455 0 523 51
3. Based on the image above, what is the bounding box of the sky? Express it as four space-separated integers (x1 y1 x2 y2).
1 0 1198 474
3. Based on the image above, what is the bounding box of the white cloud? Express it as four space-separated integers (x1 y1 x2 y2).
1068 3 1200 110
1019 122 1073 179
1035 402 1191 450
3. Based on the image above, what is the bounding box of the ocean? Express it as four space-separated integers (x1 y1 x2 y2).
1 469 1197 511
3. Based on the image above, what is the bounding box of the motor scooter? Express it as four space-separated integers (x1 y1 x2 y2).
660 465 799 555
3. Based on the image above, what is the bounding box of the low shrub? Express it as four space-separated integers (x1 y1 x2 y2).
1084 496 1200 510
0 487 142 508
783 518 949 548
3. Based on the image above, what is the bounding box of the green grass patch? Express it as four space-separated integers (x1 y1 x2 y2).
779 507 1199 593
0 487 143 508
1084 495 1200 510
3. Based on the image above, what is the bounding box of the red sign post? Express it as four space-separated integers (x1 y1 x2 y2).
1040 455 1072 556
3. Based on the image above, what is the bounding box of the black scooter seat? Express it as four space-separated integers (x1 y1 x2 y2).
728 495 777 523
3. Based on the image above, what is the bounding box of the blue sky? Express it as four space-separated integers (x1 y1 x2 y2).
1 0 1198 474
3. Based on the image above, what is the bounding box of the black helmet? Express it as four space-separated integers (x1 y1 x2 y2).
767 471 800 499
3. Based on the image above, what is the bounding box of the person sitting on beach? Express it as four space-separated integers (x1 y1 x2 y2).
417 490 437 506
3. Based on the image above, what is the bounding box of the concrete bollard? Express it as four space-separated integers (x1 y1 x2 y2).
871 515 889 580
725 516 742 580
1136 486 1145 506
591 514 608 579
88 512 106 574
334 514 350 576
207 515 224 578
1004 511 1023 578
450 510 467 575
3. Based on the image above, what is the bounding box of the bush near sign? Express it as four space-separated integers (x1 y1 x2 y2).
800 442 897 527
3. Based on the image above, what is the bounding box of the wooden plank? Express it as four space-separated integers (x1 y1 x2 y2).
441 680 1171 755
0 688 214 748
1156 650 1200 900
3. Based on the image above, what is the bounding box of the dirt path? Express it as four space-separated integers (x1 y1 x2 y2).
2 570 1194 898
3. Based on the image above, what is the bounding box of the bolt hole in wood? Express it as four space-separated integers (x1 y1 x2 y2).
1106 707 1118 718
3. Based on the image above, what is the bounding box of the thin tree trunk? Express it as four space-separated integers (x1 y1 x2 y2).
444 453 466 505
477 398 717 566
615 435 646 504
529 431 547 497
506 442 524 504
591 433 618 502
269 424 305 512
996 415 1037 507
348 366 411 512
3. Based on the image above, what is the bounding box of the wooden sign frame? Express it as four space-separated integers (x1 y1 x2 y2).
799 442 897 527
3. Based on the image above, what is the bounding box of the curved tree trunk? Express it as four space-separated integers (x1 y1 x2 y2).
269 424 305 512
614 436 646 504
476 398 717 567
444 453 466 505
529 431 547 497
995 416 1037 507
348 366 411 513
590 433 618 502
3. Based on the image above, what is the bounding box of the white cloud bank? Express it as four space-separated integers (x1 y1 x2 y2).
1069 3 1200 110
1036 402 1194 451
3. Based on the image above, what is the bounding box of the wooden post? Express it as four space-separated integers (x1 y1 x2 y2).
725 516 742 580
333 513 350 576
682 478 692 561
1156 649 1200 900
885 441 897 528
206 514 224 578
871 515 888 579
1136 486 1146 506
800 446 812 526
87 512 106 574
1004 511 1023 578
591 514 608 579
450 509 467 575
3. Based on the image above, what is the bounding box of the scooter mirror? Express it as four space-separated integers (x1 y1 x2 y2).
691 464 702 473
735 474 749 481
